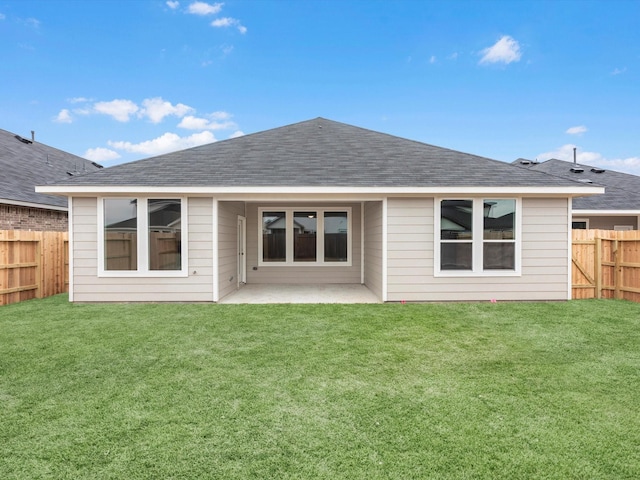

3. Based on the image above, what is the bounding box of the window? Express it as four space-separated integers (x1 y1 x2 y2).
262 211 286 262
259 207 351 266
436 198 519 276
572 219 588 229
100 197 187 276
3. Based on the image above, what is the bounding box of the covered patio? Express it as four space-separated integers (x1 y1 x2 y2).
220 284 381 304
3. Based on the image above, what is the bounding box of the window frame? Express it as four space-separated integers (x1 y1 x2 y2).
258 207 352 267
98 196 188 277
434 197 521 277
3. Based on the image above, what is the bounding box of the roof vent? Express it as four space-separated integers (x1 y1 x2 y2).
578 179 593 184
570 167 584 173
591 167 605 173
15 135 33 144
519 160 532 165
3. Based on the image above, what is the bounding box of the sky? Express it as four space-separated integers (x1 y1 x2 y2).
1 0 640 175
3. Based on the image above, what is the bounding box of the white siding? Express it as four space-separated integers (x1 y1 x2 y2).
218 201 245 301
71 197 214 302
245 202 361 284
363 201 383 299
386 197 570 301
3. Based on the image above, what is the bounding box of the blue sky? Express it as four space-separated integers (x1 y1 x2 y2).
2 0 639 174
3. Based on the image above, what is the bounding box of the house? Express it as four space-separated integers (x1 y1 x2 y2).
37 118 603 303
513 158 640 230
0 128 102 231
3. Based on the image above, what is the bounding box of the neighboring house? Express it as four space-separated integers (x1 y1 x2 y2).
0 128 102 231
38 118 602 303
513 158 640 230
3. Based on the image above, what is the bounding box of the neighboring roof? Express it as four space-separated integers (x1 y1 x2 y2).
41 118 599 194
512 158 640 211
0 128 102 209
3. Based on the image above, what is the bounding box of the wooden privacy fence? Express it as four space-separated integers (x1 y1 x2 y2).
0 230 69 306
572 229 640 302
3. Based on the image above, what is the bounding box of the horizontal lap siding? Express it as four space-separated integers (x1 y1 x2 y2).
386 197 569 302
218 202 245 301
246 202 361 284
364 201 383 299
72 197 214 302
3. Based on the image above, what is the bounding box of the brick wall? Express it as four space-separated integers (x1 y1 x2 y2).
0 204 68 231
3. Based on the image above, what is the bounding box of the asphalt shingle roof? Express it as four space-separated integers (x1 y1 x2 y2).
512 158 640 210
1 128 102 208
50 118 592 189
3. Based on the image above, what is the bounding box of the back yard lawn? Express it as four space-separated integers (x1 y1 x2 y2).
1 296 639 479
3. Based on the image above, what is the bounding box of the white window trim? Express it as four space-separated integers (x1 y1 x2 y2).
258 207 352 267
434 197 521 277
98 196 189 277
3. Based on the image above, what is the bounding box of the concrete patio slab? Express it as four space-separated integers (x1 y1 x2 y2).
220 284 381 304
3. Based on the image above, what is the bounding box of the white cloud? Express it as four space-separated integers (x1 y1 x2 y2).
597 156 640 175
479 35 522 65
188 1 223 15
54 109 73 123
448 52 458 60
68 97 92 104
537 144 640 175
25 17 40 28
566 125 587 135
139 97 193 123
211 17 246 33
177 112 235 130
108 131 216 156
429 55 436 64
94 99 139 122
611 67 627 76
229 130 244 139
166 1 180 9
84 147 121 163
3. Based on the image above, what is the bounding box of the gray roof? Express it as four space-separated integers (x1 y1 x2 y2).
512 158 640 210
50 118 591 189
1 128 102 208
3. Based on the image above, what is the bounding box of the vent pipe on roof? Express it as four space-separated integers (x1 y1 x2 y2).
573 147 577 165
31 130 35 142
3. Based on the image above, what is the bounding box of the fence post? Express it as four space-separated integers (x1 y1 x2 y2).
35 236 43 299
595 237 602 299
613 239 621 300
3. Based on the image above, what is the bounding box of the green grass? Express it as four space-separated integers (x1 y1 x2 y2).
1 296 640 479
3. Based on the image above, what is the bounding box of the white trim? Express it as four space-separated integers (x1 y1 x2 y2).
257 207 353 267
212 199 219 302
97 196 188 278
382 198 388 302
37 185 605 196
434 197 522 277
237 215 247 286
0 198 68 211
68 196 74 302
360 202 365 284
567 198 572 300
573 209 640 215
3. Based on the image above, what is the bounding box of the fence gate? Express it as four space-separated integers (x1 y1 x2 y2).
572 229 640 302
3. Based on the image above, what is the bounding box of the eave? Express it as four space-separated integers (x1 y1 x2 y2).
36 185 605 200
